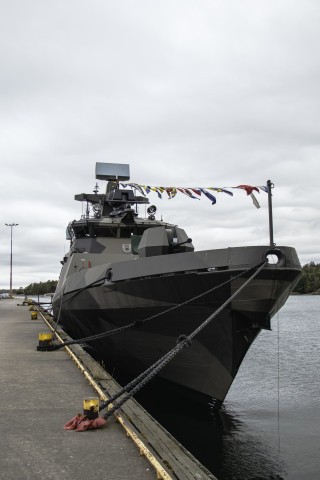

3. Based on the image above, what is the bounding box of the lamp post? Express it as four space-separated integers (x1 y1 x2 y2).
5 223 18 298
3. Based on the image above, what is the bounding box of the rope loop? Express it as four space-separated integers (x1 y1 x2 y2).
177 334 192 347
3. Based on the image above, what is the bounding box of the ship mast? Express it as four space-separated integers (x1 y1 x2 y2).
267 179 275 247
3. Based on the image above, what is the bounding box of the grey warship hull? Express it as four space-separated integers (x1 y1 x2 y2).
53 244 301 404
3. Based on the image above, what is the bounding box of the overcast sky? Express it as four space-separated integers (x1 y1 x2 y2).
1 0 319 289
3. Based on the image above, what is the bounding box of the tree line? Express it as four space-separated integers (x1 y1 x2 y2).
14 280 58 296
9 262 320 296
293 262 320 294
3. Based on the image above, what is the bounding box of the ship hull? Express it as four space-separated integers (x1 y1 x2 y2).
53 246 301 405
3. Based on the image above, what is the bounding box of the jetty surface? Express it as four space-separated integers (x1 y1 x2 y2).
0 299 216 480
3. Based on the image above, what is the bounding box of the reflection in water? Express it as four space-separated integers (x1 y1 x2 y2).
135 379 286 480
218 407 286 480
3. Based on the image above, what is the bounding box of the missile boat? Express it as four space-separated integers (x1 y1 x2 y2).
52 163 301 409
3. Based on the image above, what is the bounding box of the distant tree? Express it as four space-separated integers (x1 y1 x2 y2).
24 280 58 295
13 287 25 295
293 262 320 294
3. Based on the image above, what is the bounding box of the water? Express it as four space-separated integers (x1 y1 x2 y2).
26 295 53 305
215 295 320 480
137 296 320 480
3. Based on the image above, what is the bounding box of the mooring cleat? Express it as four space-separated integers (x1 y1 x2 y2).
37 332 55 351
64 398 106 431
83 397 100 420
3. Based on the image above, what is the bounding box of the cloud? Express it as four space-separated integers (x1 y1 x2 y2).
0 0 319 288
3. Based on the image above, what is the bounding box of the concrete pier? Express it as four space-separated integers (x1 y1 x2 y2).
0 299 216 480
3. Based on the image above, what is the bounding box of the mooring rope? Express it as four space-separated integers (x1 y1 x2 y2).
99 259 268 419
40 260 267 351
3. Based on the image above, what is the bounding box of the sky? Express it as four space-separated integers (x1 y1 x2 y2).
0 0 319 289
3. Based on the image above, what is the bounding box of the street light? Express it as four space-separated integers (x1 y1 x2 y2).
5 223 18 298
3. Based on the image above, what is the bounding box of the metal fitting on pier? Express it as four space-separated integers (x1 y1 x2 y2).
31 311 38 320
37 332 53 350
83 397 100 420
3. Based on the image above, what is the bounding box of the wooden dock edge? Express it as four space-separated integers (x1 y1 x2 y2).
36 307 217 480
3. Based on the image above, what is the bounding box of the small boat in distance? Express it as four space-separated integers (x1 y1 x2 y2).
52 163 301 410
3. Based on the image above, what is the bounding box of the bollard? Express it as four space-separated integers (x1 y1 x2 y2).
37 332 53 351
31 311 38 320
83 397 99 420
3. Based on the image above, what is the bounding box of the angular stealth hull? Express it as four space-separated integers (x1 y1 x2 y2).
53 244 301 405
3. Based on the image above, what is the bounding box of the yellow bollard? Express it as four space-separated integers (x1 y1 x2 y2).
31 311 38 320
37 332 54 351
83 397 100 420
38 332 52 346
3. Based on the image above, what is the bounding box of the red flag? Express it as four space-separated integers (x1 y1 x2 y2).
236 185 260 195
